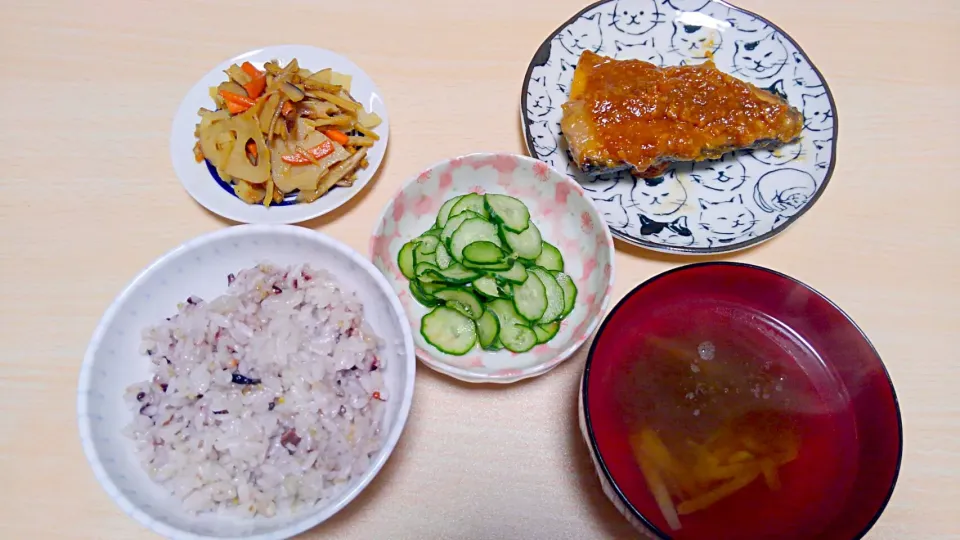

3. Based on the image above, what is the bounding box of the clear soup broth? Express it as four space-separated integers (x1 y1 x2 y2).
592 300 860 540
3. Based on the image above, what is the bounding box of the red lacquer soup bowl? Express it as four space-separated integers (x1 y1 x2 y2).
579 263 902 540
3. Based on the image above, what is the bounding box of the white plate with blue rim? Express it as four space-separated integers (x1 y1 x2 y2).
520 0 837 254
170 45 389 225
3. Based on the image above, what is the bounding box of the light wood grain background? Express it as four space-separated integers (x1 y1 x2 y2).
1 0 957 538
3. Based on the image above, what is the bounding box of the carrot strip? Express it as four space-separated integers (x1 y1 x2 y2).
280 141 335 165
226 100 250 114
219 90 256 111
241 61 262 79
243 76 266 99
246 140 258 159
281 100 295 117
323 130 349 145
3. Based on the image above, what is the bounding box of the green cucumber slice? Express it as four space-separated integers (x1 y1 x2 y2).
435 243 453 270
416 234 440 254
415 262 441 277
512 272 547 322
450 218 501 262
493 261 528 284
534 242 564 272
434 288 483 320
534 321 560 343
463 241 506 264
436 195 464 228
488 337 504 351
421 306 477 355
484 194 530 233
503 222 542 260
476 309 500 350
472 276 502 298
398 242 416 279
528 267 564 324
435 263 481 284
554 271 578 319
449 193 490 219
410 282 439 307
419 281 446 295
485 299 537 353
441 210 480 247
463 258 513 271
414 244 438 267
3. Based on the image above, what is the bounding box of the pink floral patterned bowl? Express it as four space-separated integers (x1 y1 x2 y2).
370 153 615 384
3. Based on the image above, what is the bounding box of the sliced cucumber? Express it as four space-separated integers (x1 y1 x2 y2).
512 272 547 322
436 195 464 228
441 210 480 247
463 241 506 264
473 276 502 298
476 309 500 350
494 261 528 284
415 262 441 277
529 267 564 324
534 321 560 343
463 258 513 271
414 244 438 267
419 281 446 295
486 299 537 353
554 271 578 319
421 306 477 355
535 242 564 272
435 243 453 270
435 263 480 284
488 337 504 351
416 234 440 254
398 242 416 279
503 222 543 260
449 193 489 219
484 194 530 233
434 288 483 320
450 218 501 262
410 282 440 307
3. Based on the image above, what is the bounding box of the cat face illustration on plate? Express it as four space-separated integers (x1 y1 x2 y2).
698 195 757 238
753 168 817 219
612 39 664 66
593 193 634 229
630 172 688 217
609 0 665 36
802 92 835 132
528 120 558 157
662 0 712 11
558 12 604 55
747 143 805 166
555 58 577 94
639 215 696 247
670 23 722 61
733 31 788 79
526 75 554 118
677 153 748 192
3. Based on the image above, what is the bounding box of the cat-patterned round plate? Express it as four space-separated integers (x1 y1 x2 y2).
520 0 837 254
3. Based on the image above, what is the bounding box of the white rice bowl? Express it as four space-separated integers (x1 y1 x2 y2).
78 225 416 540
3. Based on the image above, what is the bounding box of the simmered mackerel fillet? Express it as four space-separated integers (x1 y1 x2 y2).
560 51 804 178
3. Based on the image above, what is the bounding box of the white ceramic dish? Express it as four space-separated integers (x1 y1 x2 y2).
370 153 615 384
520 0 837 254
170 45 389 224
77 225 415 540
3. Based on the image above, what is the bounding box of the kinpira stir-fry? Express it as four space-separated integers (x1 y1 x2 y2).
193 58 382 206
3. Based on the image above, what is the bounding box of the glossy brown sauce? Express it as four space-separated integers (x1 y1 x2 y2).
562 51 803 172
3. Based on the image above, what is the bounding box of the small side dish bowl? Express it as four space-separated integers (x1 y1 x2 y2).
77 225 415 540
579 263 902 540
370 153 615 384
170 45 389 224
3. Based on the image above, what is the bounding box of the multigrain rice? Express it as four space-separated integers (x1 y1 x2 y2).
122 263 387 517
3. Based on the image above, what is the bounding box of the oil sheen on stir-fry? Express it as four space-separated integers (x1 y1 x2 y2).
193 58 382 206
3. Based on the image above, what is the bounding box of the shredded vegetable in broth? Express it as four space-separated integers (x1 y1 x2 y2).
193 59 381 206
622 337 806 531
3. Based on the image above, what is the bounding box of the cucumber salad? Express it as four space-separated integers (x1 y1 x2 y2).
398 193 578 355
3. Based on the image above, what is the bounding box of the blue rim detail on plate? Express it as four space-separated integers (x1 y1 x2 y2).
520 0 839 255
205 160 299 207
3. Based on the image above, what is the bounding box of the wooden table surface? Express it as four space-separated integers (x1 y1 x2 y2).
1 0 957 538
